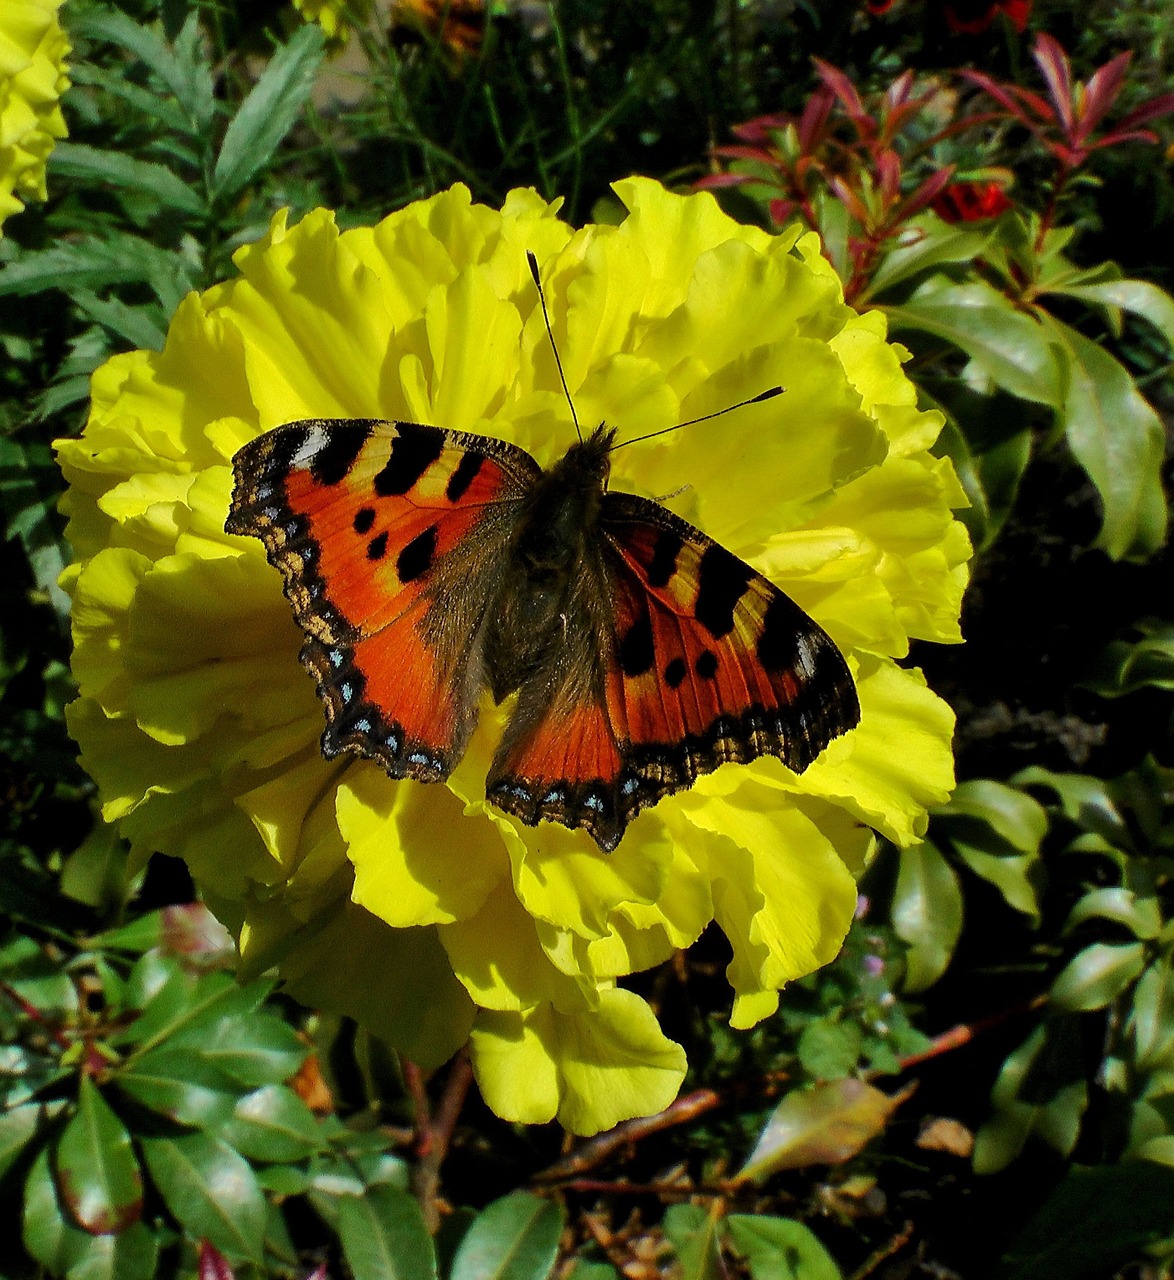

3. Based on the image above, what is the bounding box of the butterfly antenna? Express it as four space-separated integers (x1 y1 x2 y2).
610 385 785 451
527 251 582 444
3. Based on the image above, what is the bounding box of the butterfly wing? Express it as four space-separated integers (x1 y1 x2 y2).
227 418 538 780
487 492 859 851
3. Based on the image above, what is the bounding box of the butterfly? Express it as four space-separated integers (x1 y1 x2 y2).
226 263 860 852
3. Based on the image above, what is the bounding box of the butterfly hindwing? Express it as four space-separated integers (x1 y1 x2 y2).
227 418 537 780
486 490 860 851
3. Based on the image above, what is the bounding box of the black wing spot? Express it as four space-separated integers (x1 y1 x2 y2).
311 423 372 485
618 610 655 677
374 425 445 497
695 544 753 639
367 531 389 561
695 649 718 680
353 507 376 534
647 529 683 588
446 452 484 502
664 656 687 688
397 524 438 583
757 594 803 671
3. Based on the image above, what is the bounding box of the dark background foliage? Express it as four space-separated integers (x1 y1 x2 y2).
1 1 1172 1278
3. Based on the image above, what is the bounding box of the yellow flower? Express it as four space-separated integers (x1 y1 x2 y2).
58 180 968 1135
0 0 69 234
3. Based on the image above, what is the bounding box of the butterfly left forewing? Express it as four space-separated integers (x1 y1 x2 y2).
227 417 536 781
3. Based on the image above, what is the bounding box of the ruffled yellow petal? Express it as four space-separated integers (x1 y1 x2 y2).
470 988 687 1135
0 0 68 233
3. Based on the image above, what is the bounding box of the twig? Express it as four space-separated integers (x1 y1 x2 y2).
846 1219 915 1280
897 994 1048 1071
407 1046 473 1234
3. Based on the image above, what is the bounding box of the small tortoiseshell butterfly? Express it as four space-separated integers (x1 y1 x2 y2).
227 257 860 851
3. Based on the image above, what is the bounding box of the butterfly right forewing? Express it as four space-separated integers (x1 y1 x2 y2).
228 417 539 781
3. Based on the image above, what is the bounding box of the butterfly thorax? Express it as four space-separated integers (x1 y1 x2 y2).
482 426 616 701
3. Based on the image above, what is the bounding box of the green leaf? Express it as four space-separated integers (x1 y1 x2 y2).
1084 620 1174 696
953 842 1041 922
725 1215 842 1280
0 1103 42 1180
867 217 992 297
73 10 215 134
944 780 1049 853
1133 956 1174 1068
885 279 1061 405
1065 888 1162 940
56 1077 143 1233
891 840 963 991
335 1186 438 1280
213 25 326 202
140 1133 267 1263
997 1162 1174 1280
1037 314 1167 560
115 1049 240 1128
0 235 197 311
172 1010 308 1087
796 1017 863 1080
449 1191 563 1280
62 1223 160 1280
49 143 206 217
1050 942 1147 1011
1045 278 1174 353
71 292 168 352
663 1203 722 1280
221 1085 325 1163
90 912 164 955
23 1145 87 1274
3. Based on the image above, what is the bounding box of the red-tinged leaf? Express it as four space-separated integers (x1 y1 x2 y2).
160 904 235 968
812 58 870 127
884 69 915 112
56 1077 143 1235
1092 128 1160 150
769 198 798 224
305 1268 329 1280
738 1080 912 1181
895 166 957 222
798 88 835 151
876 149 901 204
1076 51 1132 142
961 70 1054 125
199 1239 235 1280
1032 33 1075 134
711 144 778 162
826 175 871 226
731 114 788 143
693 173 752 191
1114 91 1174 132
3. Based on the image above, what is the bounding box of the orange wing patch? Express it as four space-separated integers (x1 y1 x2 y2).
227 418 534 780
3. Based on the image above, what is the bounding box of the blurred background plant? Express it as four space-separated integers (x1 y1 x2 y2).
1 0 1172 1277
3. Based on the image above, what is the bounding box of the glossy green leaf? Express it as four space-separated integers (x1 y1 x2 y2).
1065 888 1161 939
56 1077 143 1234
953 842 1041 922
944 780 1049 854
221 1085 325 1163
122 970 267 1053
1133 956 1174 1068
867 218 991 296
140 1133 266 1263
24 1145 88 1274
663 1203 722 1280
62 1222 160 1280
50 143 206 217
725 1215 842 1280
0 1102 42 1180
1046 277 1174 353
115 1049 240 1128
170 1008 306 1086
566 1264 620 1280
213 25 326 201
885 278 1061 405
336 1186 437 1280
449 1191 563 1280
1039 314 1167 559
739 1081 902 1181
997 1162 1174 1280
892 840 963 991
1084 620 1174 696
1050 942 1146 1011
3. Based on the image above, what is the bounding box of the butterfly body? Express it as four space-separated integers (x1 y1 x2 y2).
227 417 859 851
